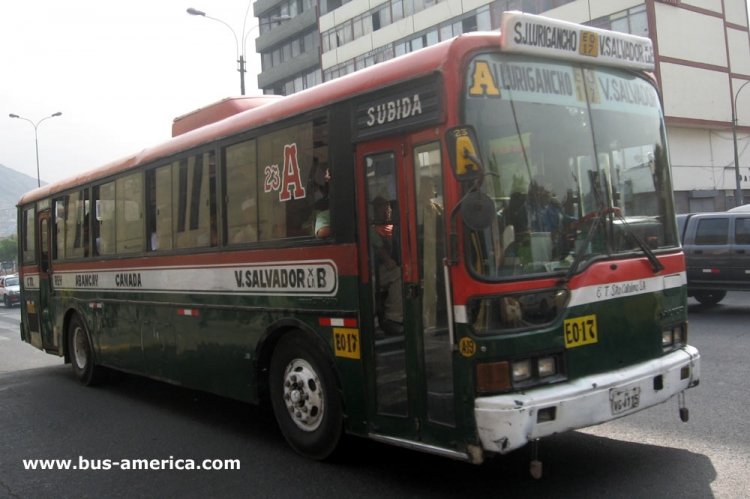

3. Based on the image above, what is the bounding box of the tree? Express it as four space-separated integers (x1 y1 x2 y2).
0 235 18 267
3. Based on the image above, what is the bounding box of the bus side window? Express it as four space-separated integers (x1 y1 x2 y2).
257 117 328 241
93 182 116 256
224 139 258 245
39 218 50 273
115 173 145 254
22 208 36 264
174 151 218 249
147 165 174 251
54 198 65 261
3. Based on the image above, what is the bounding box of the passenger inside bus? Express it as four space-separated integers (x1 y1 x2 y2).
371 196 403 335
231 198 258 243
313 167 331 238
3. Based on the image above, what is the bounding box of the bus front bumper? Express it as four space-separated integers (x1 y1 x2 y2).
474 345 700 455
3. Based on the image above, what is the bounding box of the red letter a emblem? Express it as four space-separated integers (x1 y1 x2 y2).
278 143 307 201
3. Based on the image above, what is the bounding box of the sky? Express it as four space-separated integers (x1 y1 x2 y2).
1 0 264 185
2 1 750 186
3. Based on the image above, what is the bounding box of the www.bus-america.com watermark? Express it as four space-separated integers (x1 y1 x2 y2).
23 456 240 471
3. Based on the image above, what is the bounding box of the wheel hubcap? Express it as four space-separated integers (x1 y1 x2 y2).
282 358 324 432
73 326 88 370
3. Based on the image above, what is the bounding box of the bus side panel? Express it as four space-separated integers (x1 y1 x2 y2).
172 303 258 401
96 297 145 374
67 245 365 413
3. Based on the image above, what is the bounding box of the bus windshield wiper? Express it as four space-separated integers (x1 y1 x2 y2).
560 207 664 283
612 212 664 273
560 206 611 283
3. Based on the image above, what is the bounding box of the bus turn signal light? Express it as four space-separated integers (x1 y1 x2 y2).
476 361 511 394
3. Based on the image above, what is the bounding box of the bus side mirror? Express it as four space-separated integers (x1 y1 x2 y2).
461 191 495 230
446 126 482 181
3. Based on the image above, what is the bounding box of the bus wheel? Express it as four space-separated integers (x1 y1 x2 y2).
68 315 102 386
269 331 343 460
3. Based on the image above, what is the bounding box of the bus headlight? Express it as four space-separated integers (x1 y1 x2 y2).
662 322 687 350
512 359 532 382
476 354 564 395
661 328 673 348
538 356 557 378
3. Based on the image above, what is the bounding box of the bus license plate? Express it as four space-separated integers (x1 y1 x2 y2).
333 328 360 360
563 314 598 349
610 385 641 415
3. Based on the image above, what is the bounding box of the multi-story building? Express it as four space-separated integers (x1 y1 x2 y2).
254 0 323 95
254 0 750 212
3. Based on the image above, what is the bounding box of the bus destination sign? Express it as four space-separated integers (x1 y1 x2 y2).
500 11 654 71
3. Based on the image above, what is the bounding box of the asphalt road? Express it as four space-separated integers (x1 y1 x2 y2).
0 294 748 498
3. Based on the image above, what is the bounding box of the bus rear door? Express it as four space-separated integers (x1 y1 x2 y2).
26 208 57 352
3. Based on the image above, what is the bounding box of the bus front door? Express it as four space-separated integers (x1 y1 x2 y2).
358 136 457 451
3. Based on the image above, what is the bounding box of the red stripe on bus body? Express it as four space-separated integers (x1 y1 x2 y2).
450 252 685 303
177 308 200 317
319 317 358 327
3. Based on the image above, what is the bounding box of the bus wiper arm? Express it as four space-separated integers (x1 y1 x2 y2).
613 213 664 274
560 207 608 283
561 207 664 283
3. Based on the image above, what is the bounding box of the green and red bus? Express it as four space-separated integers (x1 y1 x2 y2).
18 12 699 472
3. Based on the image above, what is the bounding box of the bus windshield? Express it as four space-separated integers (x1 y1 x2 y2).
463 53 679 279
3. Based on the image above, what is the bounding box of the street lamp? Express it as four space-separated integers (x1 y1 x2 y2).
732 79 750 207
187 6 290 95
8 111 63 188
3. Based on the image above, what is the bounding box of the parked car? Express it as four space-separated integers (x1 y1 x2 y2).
0 274 21 308
677 212 750 305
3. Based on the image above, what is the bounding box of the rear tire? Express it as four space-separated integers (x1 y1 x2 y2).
693 290 726 306
68 315 103 386
269 331 343 460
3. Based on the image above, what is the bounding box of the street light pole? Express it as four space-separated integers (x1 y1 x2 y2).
187 6 289 96
732 79 750 207
8 111 63 188
187 7 244 94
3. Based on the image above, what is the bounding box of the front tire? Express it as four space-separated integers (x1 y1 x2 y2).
269 331 343 460
68 315 102 385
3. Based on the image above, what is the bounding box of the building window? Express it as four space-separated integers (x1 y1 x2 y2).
259 0 308 34
392 0 404 22
321 0 446 48
588 5 648 37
